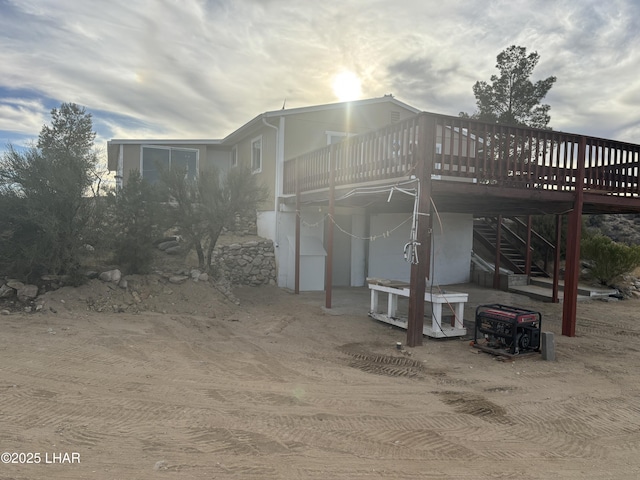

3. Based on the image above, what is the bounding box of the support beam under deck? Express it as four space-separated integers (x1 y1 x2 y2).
406 115 435 347
562 137 586 336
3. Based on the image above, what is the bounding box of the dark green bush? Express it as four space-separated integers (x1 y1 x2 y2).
581 234 640 285
109 171 163 274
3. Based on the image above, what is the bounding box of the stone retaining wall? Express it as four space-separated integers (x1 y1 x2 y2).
211 240 276 286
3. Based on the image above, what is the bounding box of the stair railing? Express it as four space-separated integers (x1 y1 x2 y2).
510 217 555 276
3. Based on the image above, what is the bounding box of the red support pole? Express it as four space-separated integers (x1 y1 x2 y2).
493 216 502 289
325 145 336 309
406 114 435 347
552 214 561 303
562 137 586 336
525 215 532 277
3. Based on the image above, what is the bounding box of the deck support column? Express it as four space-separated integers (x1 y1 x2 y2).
407 114 435 347
325 145 336 309
562 137 586 336
493 215 502 289
525 215 532 277
552 214 561 303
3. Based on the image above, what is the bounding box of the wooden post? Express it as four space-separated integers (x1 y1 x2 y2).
325 145 336 309
493 215 502 289
406 114 435 347
525 215 532 277
562 137 586 336
552 214 561 303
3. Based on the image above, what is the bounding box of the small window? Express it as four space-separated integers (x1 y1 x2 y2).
326 131 356 145
231 145 238 167
251 136 262 173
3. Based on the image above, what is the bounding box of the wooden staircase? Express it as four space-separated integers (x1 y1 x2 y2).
473 218 550 278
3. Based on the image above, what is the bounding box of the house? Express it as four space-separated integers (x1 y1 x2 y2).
108 96 471 290
108 96 640 345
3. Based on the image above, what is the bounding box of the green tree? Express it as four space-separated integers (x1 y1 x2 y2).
108 171 163 274
581 235 640 285
462 45 556 129
0 103 99 282
161 165 269 271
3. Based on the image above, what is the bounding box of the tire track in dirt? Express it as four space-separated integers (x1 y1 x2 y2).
337 342 450 381
186 427 297 455
205 388 309 407
576 316 640 337
436 391 511 424
246 411 539 460
502 396 640 459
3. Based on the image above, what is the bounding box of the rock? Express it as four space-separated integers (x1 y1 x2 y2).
164 246 183 255
0 309 10 315
118 278 128 289
99 269 122 283
169 275 188 284
17 284 39 303
190 269 202 280
6 279 24 290
157 240 179 251
198 273 209 282
0 284 15 299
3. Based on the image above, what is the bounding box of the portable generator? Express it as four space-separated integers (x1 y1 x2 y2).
473 304 542 355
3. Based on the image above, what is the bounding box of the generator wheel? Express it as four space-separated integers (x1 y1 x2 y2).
518 332 530 351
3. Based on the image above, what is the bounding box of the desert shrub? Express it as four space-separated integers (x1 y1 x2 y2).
0 103 98 283
108 171 163 274
160 165 268 271
581 234 640 285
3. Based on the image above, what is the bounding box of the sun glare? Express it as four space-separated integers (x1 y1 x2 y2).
332 71 362 102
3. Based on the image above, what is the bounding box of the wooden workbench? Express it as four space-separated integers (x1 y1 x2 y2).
368 282 468 338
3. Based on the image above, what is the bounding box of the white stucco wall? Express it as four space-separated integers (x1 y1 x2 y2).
350 214 367 286
368 212 473 286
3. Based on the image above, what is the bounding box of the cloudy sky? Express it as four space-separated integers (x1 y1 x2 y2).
1 0 639 157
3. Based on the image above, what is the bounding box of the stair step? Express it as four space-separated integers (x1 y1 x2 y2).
529 277 617 297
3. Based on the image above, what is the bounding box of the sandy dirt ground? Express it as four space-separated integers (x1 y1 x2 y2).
1 277 640 479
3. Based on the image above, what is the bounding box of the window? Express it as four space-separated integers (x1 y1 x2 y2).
141 146 198 184
326 131 356 145
251 136 262 173
231 145 238 167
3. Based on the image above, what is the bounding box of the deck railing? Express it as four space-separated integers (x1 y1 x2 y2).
282 112 640 197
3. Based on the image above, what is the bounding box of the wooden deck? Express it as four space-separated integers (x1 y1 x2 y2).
283 112 640 216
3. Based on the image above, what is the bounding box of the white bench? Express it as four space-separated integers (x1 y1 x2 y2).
368 282 468 338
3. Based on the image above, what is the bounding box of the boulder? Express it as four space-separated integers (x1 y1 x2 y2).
0 284 15 299
169 275 188 284
17 284 39 303
157 240 179 251
99 269 122 283
6 279 24 290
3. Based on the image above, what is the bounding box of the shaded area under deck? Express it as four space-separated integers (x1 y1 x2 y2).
283 112 640 346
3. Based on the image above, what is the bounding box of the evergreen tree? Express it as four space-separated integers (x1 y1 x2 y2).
0 103 98 282
462 45 556 129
